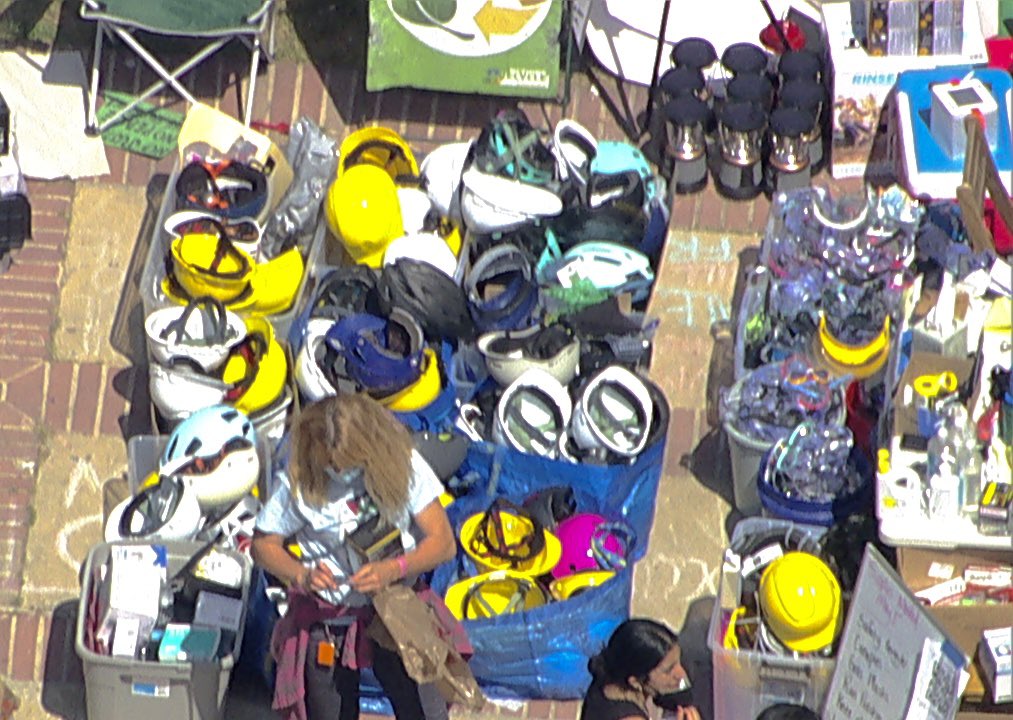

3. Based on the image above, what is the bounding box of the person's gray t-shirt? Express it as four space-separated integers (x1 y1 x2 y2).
256 449 443 607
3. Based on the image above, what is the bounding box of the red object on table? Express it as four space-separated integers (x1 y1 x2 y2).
759 21 806 54
984 198 1013 255
985 36 1013 72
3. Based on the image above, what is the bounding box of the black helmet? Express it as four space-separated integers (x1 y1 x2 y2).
378 258 475 342
309 265 382 321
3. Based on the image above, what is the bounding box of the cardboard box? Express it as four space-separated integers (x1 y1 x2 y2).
978 626 1012 703
890 351 977 438
898 546 1013 712
824 1 988 179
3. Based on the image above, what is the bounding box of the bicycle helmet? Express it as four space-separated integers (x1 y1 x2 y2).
378 258 475 341
383 231 458 277
165 231 304 316
460 166 564 234
338 126 420 185
306 265 382 322
465 243 540 334
549 570 615 601
551 119 597 198
104 475 203 542
420 140 472 219
460 499 562 577
588 141 659 211
175 159 270 225
546 241 654 303
552 514 636 579
331 309 425 398
571 365 653 458
492 368 572 460
477 323 579 387
160 404 260 510
145 297 246 372
758 552 842 654
444 569 548 621
325 164 405 268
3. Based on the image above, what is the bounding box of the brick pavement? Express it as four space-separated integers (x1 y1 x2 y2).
0 49 774 718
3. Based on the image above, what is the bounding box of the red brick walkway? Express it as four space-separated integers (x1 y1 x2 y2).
0 50 774 718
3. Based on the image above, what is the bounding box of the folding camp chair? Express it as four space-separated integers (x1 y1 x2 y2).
80 0 276 135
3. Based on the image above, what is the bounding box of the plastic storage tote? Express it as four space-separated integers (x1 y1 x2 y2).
708 518 833 719
74 540 251 720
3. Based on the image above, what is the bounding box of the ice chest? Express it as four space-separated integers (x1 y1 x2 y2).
75 540 251 720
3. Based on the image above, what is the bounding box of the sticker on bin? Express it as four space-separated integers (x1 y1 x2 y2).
131 680 170 698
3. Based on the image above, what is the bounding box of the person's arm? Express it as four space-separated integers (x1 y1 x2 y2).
251 530 337 594
349 498 455 594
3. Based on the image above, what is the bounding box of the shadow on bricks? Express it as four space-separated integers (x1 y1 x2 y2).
40 600 86 720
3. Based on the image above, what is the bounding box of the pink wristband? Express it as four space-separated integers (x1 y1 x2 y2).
396 555 408 580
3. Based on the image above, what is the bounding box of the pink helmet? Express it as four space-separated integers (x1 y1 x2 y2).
551 513 636 579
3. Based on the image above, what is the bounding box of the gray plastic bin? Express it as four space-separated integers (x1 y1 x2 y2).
75 540 251 720
139 166 326 347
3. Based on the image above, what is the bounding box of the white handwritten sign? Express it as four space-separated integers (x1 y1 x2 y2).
823 545 968 720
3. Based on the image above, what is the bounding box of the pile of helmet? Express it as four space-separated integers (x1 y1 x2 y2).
741 184 921 377
145 296 291 440
720 521 844 658
161 162 307 318
444 497 636 620
299 115 669 464
105 405 261 552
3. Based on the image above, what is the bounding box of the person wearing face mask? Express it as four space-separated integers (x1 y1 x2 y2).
582 619 702 720
252 393 467 720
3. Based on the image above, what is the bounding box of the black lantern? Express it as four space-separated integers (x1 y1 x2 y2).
726 73 775 111
715 101 766 199
720 42 769 78
671 37 717 75
777 49 823 86
778 79 827 173
766 107 813 193
664 96 711 194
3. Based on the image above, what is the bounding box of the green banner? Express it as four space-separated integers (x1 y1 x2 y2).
367 0 562 98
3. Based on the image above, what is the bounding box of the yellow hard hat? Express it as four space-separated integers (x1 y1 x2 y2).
325 164 405 268
221 316 287 416
817 313 890 374
166 233 304 316
444 569 548 621
759 552 842 654
338 126 420 184
460 507 561 577
380 347 441 413
548 570 615 601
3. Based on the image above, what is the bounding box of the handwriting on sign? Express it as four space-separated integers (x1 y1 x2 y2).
823 546 964 720
652 287 730 328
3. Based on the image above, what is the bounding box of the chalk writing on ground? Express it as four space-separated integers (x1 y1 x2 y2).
652 287 730 328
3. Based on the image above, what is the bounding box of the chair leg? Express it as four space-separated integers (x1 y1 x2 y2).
92 33 226 134
85 21 105 135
